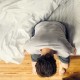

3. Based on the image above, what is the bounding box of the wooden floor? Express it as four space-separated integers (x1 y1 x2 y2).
0 54 80 80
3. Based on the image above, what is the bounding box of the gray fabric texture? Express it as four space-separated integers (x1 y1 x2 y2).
25 21 74 58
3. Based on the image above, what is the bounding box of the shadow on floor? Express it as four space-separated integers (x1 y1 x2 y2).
63 72 80 80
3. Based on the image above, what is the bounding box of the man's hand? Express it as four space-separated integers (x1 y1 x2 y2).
59 61 69 75
32 62 37 75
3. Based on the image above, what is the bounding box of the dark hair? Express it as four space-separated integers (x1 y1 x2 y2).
35 52 57 77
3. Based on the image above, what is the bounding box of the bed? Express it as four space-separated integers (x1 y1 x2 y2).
0 0 80 64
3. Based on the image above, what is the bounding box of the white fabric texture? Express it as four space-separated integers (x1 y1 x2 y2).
0 0 80 64
25 21 74 58
49 0 80 55
0 0 58 64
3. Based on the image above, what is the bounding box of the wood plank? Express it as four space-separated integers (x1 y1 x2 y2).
0 54 80 80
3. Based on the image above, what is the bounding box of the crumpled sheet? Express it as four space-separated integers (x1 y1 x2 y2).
0 0 59 64
0 0 79 64
49 0 80 55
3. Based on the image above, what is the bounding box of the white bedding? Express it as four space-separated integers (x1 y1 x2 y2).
49 0 80 55
0 0 59 64
0 0 80 64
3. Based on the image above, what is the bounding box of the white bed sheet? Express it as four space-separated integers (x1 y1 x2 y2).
0 0 79 64
49 0 80 55
0 0 59 64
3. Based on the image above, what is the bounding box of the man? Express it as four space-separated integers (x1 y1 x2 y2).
25 21 75 77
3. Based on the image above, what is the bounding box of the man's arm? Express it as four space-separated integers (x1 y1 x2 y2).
60 61 69 69
59 48 76 75
59 60 69 75
58 56 70 75
32 62 37 74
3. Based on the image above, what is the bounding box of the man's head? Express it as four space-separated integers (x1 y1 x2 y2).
35 51 57 77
